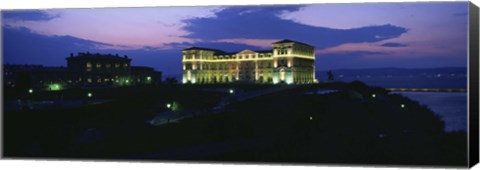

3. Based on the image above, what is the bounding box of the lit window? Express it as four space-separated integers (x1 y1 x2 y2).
106 64 111 68
115 63 120 68
86 62 92 71
96 63 102 68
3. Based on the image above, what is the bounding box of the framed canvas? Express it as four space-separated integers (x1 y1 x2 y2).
1 1 479 169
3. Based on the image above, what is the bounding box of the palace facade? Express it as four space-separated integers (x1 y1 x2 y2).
182 39 317 84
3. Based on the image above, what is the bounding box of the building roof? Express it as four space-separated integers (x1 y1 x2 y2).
184 47 273 55
184 39 312 55
183 47 254 56
255 50 273 53
4 64 67 72
273 39 313 47
66 52 131 61
183 47 225 53
4 64 44 70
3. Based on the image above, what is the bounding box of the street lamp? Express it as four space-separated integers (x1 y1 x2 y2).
372 94 376 98
401 104 405 108
229 89 234 94
87 92 92 98
28 89 33 94
166 103 172 108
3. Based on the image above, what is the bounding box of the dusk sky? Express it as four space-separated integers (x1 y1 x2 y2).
2 2 469 77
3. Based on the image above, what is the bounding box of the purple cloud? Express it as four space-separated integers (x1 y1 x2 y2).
381 42 408 47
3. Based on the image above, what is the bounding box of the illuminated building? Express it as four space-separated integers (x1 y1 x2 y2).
182 39 316 84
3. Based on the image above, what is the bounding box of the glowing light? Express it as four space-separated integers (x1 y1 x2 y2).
372 94 376 98
166 103 172 108
147 76 152 81
273 75 279 84
87 92 92 97
125 79 130 83
286 79 293 85
28 89 33 94
49 83 62 91
309 116 313 120
229 89 234 94
401 104 405 108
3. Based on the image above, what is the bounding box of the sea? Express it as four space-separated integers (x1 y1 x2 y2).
395 91 467 132
321 68 468 132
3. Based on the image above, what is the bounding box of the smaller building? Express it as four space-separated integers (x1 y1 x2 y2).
131 66 162 86
4 52 162 92
66 52 132 87
4 64 71 91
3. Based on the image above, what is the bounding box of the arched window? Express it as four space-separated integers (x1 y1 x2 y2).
280 68 285 81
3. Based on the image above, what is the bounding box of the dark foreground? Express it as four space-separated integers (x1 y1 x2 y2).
3 82 467 167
